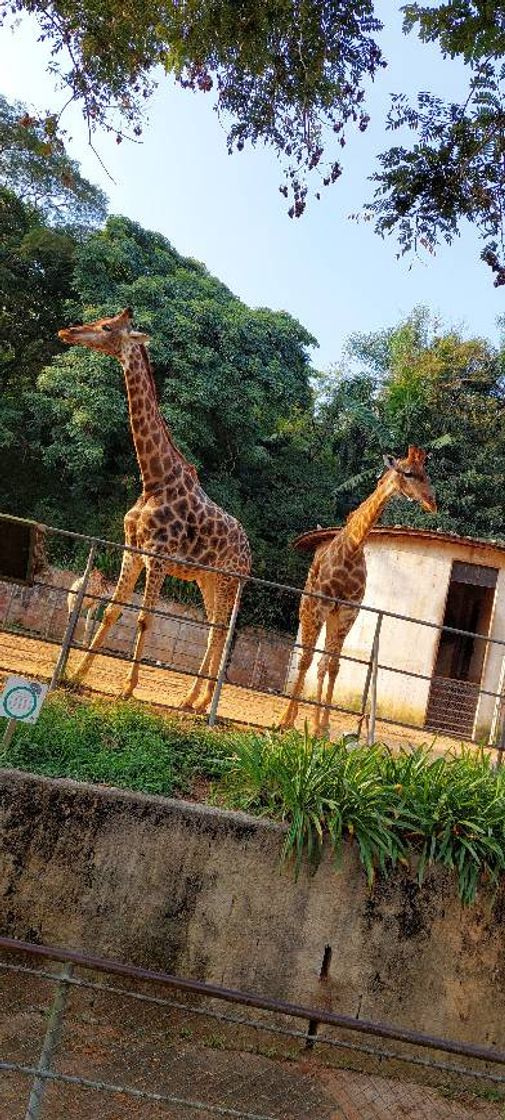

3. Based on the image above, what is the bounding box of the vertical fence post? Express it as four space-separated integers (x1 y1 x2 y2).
49 543 97 691
367 612 383 747
207 580 244 728
24 961 73 1120
495 711 505 769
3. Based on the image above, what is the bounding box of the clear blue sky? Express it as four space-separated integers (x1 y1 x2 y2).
1 4 503 369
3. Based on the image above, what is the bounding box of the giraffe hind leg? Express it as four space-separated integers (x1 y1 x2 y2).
191 578 239 714
179 574 217 712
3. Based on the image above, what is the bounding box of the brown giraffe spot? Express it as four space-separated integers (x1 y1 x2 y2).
149 455 163 477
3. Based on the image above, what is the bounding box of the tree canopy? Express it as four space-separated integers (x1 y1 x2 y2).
0 94 107 228
2 2 505 276
322 307 505 540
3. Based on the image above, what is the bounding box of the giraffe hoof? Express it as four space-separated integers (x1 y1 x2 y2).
67 671 84 686
191 699 210 715
179 698 197 712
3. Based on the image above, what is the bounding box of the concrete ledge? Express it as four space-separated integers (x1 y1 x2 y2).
0 767 504 1047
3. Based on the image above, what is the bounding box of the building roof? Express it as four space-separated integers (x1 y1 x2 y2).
292 524 505 556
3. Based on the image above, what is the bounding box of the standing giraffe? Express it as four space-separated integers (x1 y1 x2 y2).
280 447 437 734
58 308 251 711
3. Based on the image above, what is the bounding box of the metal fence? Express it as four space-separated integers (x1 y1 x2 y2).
1 935 504 1120
0 521 505 757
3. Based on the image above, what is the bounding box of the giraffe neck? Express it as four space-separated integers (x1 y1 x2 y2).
120 342 193 495
340 473 398 555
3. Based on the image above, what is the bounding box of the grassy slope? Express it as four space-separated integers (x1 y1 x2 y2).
1 691 504 904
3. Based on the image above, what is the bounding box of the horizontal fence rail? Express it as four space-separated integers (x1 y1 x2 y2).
0 935 505 1118
0 520 504 754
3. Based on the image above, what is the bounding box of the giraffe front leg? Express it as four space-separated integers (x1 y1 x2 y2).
316 606 358 736
121 561 165 699
278 647 317 729
317 654 341 736
279 607 323 730
83 607 94 646
69 552 143 684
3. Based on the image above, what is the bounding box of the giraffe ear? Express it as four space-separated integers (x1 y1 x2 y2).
383 453 398 471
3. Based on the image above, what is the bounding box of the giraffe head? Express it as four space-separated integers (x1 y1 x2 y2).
58 308 149 357
382 446 437 513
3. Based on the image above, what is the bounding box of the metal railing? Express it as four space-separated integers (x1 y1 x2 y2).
0 521 505 756
1 934 505 1120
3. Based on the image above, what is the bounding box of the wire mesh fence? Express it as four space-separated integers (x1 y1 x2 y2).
0 521 504 756
1 936 504 1120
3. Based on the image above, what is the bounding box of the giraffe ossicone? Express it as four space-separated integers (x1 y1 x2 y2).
279 446 437 735
58 307 251 712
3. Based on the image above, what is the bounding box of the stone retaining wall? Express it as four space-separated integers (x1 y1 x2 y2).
0 768 503 1049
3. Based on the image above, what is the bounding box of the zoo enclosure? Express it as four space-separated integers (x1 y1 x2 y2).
1 934 505 1120
1 522 505 753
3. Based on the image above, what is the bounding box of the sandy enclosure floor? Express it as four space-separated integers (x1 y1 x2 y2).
0 629 469 756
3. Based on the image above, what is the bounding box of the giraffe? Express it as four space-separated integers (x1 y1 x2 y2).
280 446 437 734
58 307 252 711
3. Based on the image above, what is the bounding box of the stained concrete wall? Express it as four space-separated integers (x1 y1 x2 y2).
1 768 504 1049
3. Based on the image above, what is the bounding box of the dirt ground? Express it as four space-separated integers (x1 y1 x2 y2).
0 960 502 1120
0 630 467 756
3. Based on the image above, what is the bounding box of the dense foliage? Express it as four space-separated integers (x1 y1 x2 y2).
323 307 505 540
2 4 505 276
4 691 505 904
1 94 504 627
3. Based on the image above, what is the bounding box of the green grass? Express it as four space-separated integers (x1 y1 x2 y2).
1 693 504 904
0 691 229 797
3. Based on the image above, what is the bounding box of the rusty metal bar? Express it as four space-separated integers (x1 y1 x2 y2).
0 936 503 1067
208 579 244 727
48 543 97 689
39 523 505 646
1 959 504 1086
24 961 73 1120
367 612 383 746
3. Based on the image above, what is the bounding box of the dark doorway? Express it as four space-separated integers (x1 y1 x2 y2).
425 561 497 738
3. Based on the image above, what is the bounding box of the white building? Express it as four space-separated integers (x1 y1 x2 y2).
288 527 505 742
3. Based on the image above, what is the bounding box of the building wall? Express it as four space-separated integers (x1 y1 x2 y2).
475 566 505 739
290 535 505 733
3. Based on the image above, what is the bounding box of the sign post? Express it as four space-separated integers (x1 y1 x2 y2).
0 677 48 751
